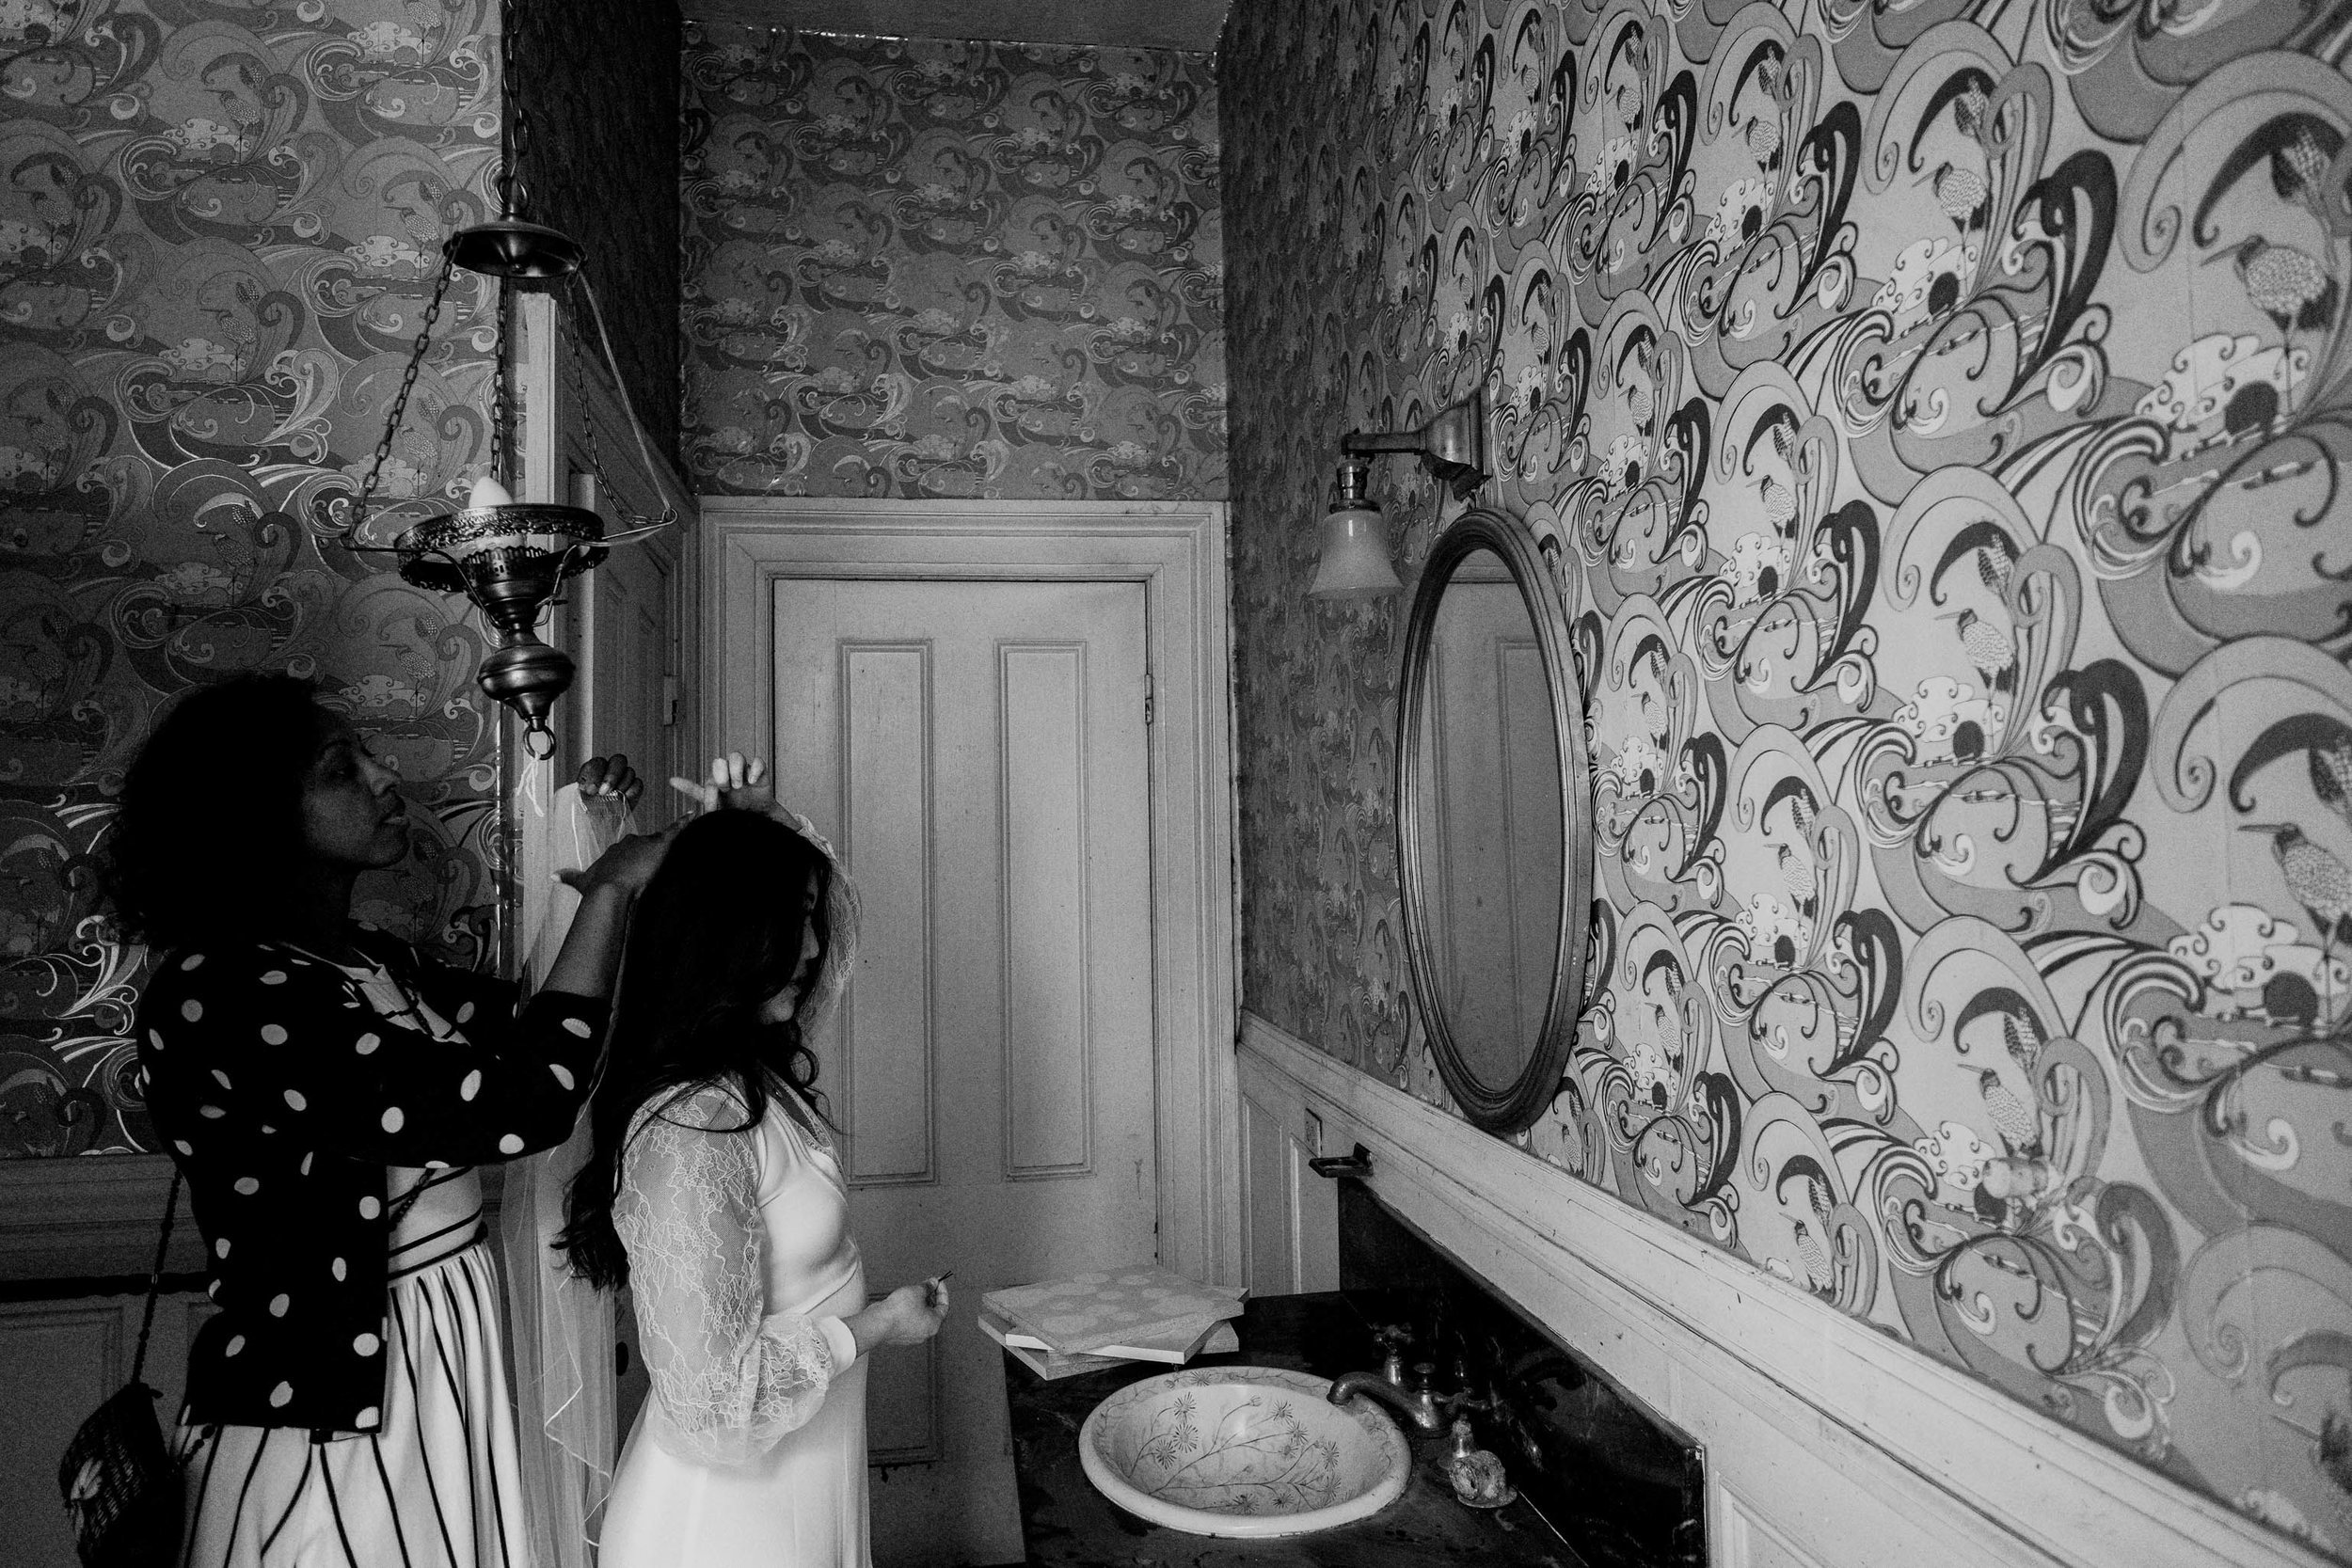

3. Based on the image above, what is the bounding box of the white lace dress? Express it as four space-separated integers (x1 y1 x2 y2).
598 1084 869 1568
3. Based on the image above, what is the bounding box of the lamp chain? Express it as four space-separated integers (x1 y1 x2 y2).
346 252 458 537
497 0 532 220
493 277 515 488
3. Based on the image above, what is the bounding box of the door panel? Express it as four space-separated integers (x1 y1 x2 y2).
839 643 934 1184
773 577 1156 1567
865 1336 941 1464
1001 643 1094 1178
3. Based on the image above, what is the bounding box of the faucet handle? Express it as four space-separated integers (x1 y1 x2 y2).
1370 1323 1413 1352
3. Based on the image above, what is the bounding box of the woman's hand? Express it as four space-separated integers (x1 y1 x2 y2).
670 752 774 816
847 1278 950 1355
577 753 644 809
542 824 674 999
561 828 673 899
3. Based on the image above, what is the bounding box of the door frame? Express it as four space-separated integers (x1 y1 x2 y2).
509 289 700 978
512 290 701 787
703 497 1241 1288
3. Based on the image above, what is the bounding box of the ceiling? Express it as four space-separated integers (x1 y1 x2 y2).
679 0 1231 51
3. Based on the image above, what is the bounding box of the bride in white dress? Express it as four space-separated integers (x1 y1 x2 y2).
562 757 948 1568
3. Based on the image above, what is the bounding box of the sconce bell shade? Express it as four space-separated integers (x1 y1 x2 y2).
446 217 583 281
392 499 608 753
1309 462 1404 600
1342 388 1490 499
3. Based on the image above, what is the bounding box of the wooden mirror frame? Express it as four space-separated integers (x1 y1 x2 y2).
1394 507 1594 1132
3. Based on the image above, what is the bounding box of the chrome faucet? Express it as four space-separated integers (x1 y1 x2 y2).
1327 1327 1449 1433
1328 1367 1447 1433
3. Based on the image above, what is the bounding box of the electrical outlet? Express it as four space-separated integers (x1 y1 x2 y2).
1303 1108 1325 1158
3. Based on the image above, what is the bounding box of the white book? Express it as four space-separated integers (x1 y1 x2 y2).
977 1308 1239 1375
995 1313 1229 1365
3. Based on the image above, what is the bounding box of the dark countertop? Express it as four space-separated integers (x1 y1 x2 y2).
1004 1292 1587 1568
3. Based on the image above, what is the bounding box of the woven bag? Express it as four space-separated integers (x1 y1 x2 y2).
58 1168 184 1568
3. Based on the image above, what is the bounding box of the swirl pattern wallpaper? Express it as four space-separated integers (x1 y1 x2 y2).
1 0 516 1161
678 24 1225 501
1224 0 2352 1553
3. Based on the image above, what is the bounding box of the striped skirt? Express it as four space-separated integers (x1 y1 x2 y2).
176 1238 530 1568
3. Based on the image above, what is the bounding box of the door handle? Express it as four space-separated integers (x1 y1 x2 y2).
1308 1144 1373 1180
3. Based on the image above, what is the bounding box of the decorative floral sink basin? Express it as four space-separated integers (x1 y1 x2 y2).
1078 1365 1412 1537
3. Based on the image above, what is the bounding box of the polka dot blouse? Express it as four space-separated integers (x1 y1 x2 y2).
137 929 607 1433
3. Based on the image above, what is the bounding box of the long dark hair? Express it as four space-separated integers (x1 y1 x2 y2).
105 674 329 950
559 809 834 1289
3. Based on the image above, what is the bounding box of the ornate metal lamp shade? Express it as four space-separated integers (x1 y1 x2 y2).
389 483 611 746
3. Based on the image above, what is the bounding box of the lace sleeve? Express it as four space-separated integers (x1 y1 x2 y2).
614 1087 857 1467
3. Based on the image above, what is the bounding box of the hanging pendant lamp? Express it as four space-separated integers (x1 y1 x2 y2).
333 0 669 758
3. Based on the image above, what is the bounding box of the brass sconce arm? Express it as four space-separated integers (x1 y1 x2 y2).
1342 389 1491 499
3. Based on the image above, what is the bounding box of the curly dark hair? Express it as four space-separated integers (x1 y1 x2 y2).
559 808 834 1290
104 673 331 951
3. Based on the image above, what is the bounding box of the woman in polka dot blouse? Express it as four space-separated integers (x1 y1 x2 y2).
112 675 672 1568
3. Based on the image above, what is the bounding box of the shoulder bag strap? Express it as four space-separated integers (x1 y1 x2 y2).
128 1167 183 1390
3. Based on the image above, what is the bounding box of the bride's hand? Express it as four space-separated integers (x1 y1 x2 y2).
669 752 774 815
847 1281 949 1355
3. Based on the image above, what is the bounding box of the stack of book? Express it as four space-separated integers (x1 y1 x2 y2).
979 1266 1247 1379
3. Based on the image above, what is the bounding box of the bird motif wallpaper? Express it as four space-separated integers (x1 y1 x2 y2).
678 24 1226 500
1223 0 2352 1553
0 0 515 1160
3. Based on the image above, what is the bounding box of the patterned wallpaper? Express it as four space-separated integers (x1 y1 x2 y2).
678 24 1225 500
0 0 511 1159
516 0 677 464
1224 0 2352 1555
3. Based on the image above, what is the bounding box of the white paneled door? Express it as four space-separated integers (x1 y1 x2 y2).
772 577 1158 1567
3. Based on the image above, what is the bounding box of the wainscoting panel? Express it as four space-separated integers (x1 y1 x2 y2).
1719 1487 1828 1568
1237 1013 2322 1568
1235 1048 1341 1299
1 1291 209 1568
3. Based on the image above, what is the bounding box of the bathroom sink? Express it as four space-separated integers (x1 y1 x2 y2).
1078 1365 1412 1537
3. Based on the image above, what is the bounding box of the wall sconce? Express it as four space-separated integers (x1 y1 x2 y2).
1309 389 1492 602
1342 388 1490 499
334 0 669 758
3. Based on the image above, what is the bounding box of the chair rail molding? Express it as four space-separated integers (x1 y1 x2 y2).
703 497 1241 1288
1237 1011 2326 1568
0 1154 200 1283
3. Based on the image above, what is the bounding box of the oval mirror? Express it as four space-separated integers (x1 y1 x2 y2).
1396 509 1592 1132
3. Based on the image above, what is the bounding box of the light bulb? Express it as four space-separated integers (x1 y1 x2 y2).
468 474 515 510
